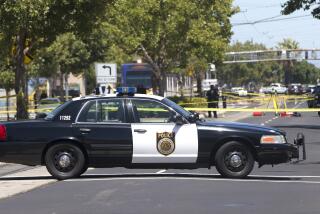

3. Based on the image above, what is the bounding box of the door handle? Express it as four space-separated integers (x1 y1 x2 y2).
80 128 91 134
134 129 147 133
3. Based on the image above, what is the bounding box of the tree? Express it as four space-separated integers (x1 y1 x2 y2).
106 0 236 95
0 0 110 119
277 38 299 50
282 0 320 18
277 38 300 84
218 41 282 88
186 55 208 95
0 69 15 121
46 33 90 101
218 40 320 87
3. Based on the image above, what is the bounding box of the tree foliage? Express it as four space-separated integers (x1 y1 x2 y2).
0 0 111 119
218 40 320 88
282 0 320 18
277 38 300 50
106 0 236 95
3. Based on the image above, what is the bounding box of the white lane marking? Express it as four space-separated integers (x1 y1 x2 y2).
156 170 167 174
66 176 320 185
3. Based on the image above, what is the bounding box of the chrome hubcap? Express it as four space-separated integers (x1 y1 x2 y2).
224 150 247 172
229 154 242 168
58 154 71 168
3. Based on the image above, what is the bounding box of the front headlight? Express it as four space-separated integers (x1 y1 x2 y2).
260 135 286 144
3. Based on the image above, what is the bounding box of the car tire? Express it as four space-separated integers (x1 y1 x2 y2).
215 141 254 178
45 143 86 180
318 112 320 117
80 164 89 176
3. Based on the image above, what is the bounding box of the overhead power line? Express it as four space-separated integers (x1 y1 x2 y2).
232 14 312 26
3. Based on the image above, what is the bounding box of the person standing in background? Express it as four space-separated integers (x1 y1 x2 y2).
206 85 219 118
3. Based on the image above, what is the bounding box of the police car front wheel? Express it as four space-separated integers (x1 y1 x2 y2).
214 141 254 178
45 143 86 180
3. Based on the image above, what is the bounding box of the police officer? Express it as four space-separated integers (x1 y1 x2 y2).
206 85 219 118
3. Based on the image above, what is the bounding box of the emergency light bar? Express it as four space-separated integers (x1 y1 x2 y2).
117 87 137 95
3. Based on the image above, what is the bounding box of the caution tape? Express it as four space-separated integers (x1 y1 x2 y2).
180 97 314 106
185 107 320 112
0 107 55 114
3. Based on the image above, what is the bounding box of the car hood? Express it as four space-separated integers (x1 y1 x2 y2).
197 121 284 135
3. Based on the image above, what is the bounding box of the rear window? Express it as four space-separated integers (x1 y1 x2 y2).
45 101 71 120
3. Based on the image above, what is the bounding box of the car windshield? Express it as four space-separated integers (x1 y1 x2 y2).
44 101 71 120
162 98 192 118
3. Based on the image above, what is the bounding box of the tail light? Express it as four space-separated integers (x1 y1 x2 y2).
0 125 7 141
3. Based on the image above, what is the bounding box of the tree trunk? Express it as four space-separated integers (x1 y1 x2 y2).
59 71 65 102
15 30 28 119
284 60 293 85
196 72 204 97
65 73 69 101
5 89 9 121
156 72 167 96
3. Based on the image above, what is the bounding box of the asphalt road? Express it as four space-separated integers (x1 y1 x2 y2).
0 100 320 214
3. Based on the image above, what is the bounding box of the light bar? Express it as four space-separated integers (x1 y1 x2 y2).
116 87 137 95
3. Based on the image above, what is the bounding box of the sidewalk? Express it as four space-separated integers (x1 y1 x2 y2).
0 167 55 200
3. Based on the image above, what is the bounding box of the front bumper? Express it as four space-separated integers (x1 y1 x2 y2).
257 133 306 166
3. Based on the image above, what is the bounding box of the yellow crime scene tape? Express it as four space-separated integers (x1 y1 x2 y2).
0 93 318 116
185 108 320 112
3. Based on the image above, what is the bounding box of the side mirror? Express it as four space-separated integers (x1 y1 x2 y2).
171 114 185 125
36 112 47 119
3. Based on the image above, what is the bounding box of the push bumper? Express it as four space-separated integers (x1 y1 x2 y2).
257 133 306 166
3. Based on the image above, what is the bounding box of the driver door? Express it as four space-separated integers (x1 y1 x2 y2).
129 98 198 164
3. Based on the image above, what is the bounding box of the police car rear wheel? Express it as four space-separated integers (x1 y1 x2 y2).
215 141 254 178
45 143 85 180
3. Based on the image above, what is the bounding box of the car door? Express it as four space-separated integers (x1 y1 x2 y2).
73 98 132 165
129 98 198 164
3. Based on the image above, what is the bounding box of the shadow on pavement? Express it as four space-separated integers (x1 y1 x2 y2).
0 173 303 181
75 173 301 181
0 176 53 181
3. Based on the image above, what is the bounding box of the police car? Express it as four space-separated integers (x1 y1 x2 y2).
0 87 305 180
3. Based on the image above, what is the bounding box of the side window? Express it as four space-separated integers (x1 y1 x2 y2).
97 100 124 122
77 101 97 122
77 100 124 123
131 99 174 123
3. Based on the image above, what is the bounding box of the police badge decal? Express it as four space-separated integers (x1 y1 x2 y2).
156 132 175 156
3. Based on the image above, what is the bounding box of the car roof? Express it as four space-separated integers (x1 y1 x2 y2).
72 93 164 101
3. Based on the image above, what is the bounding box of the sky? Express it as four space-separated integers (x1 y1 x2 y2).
231 0 320 49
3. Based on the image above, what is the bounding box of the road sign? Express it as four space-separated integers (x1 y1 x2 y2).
95 63 117 84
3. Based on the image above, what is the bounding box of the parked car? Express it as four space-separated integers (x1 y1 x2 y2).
264 83 287 94
231 87 248 96
288 83 303 95
306 84 316 93
307 85 320 116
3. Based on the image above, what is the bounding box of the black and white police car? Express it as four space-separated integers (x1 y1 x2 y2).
0 87 305 180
